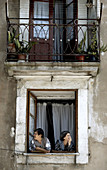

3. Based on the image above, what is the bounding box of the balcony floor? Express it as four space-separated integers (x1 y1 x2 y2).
4 61 100 78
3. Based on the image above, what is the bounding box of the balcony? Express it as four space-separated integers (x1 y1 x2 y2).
6 18 101 62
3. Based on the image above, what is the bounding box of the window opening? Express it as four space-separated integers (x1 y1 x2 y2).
27 90 77 153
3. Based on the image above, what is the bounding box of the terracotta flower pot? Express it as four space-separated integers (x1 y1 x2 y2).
76 55 85 62
8 43 16 53
7 43 17 61
18 54 26 62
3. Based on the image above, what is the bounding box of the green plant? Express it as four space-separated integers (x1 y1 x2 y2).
88 25 98 56
100 44 107 53
8 27 19 44
15 40 36 53
76 32 86 54
88 25 107 55
8 28 15 43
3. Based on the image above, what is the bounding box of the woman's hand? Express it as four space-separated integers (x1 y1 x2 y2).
68 136 72 146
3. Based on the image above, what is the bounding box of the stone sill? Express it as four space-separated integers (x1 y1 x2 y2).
23 152 80 156
4 62 100 78
16 152 80 164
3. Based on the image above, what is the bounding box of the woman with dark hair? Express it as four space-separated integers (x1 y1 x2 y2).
55 131 75 151
29 128 51 153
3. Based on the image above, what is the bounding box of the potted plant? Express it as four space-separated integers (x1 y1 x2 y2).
87 25 107 61
15 39 36 62
7 27 21 61
76 32 86 61
8 28 16 53
87 25 98 61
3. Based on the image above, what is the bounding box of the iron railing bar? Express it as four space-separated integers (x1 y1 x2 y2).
7 53 99 57
66 1 73 8
6 59 100 62
98 21 100 61
100 3 103 22
27 60 100 62
8 23 100 27
7 17 100 21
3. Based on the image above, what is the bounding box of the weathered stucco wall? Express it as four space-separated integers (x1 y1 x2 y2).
91 0 107 144
0 0 107 170
0 0 18 170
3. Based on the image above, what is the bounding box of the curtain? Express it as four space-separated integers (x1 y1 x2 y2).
53 0 63 61
36 102 75 146
52 103 61 142
36 103 48 137
46 102 55 149
52 103 75 143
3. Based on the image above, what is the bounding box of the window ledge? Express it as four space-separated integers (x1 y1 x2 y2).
15 152 80 164
23 152 80 156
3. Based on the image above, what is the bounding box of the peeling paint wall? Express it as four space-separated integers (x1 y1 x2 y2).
0 0 18 170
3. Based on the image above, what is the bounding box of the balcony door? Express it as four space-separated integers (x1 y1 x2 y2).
29 0 77 61
29 0 53 61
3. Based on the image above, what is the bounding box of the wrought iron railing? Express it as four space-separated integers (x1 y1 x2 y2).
6 18 100 62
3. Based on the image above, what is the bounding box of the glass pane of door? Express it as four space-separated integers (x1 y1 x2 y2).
66 0 74 40
33 1 49 39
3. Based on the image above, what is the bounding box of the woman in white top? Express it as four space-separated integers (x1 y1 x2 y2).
29 128 51 153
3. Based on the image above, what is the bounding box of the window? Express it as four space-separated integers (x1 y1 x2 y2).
14 75 90 163
27 89 78 153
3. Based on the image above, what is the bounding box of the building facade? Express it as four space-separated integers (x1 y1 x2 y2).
0 0 107 170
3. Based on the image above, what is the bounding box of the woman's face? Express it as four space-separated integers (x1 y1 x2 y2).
34 131 42 141
64 133 71 142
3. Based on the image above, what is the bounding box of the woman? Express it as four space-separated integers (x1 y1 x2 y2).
29 128 51 153
55 131 75 151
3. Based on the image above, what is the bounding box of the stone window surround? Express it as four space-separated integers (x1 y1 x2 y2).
15 82 88 164
4 62 99 164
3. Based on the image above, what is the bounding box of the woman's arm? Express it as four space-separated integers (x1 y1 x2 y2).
36 147 50 153
55 140 64 151
67 141 75 151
